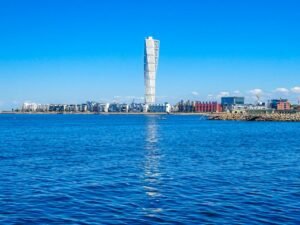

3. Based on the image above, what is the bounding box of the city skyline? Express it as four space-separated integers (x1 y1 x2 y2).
0 0 300 110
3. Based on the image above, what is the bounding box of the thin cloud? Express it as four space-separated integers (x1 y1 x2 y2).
191 91 199 96
233 90 241 95
125 96 144 100
112 96 144 103
274 88 289 94
207 94 215 101
156 95 168 99
291 86 300 94
217 91 230 99
249 89 263 96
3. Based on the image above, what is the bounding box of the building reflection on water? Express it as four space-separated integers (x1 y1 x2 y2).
143 116 163 217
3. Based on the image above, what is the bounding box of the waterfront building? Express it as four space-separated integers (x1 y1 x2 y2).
177 100 195 112
195 101 222 113
228 103 270 114
144 36 160 105
108 103 119 112
221 97 245 111
75 104 87 112
121 104 129 113
230 105 248 114
172 104 179 113
269 99 291 111
292 105 300 112
108 103 129 112
148 103 171 113
68 104 77 112
247 104 268 111
22 102 38 112
143 104 149 113
20 102 111 113
87 101 98 112
49 104 67 112
221 97 244 106
129 103 144 112
36 104 50 112
19 101 173 114
94 103 110 113
277 101 291 111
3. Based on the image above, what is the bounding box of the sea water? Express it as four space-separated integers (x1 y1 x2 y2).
0 114 299 224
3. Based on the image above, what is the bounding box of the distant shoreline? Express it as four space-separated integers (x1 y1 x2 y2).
0 111 210 116
2 111 300 122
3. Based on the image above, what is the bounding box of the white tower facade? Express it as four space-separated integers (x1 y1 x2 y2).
144 36 160 105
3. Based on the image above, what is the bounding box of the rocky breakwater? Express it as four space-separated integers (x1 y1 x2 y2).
209 112 300 122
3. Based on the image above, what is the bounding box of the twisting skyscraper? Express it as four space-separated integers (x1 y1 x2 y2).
144 36 160 105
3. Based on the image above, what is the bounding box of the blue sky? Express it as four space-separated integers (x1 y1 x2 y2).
0 0 300 109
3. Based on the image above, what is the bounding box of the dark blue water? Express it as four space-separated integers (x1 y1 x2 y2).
0 115 300 224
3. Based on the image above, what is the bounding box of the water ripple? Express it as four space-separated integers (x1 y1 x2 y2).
0 115 299 224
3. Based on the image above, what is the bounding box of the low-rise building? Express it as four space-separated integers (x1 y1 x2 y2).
108 103 129 112
221 97 245 111
36 104 50 112
129 103 143 112
94 103 110 112
49 104 67 112
22 102 38 112
292 105 300 112
277 101 291 111
148 103 171 113
195 101 222 113
177 100 195 112
269 99 291 111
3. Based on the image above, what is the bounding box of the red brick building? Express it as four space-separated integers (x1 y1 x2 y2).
195 101 222 113
277 100 291 111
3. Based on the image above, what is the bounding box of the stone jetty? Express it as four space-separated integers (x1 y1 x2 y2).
209 112 300 122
